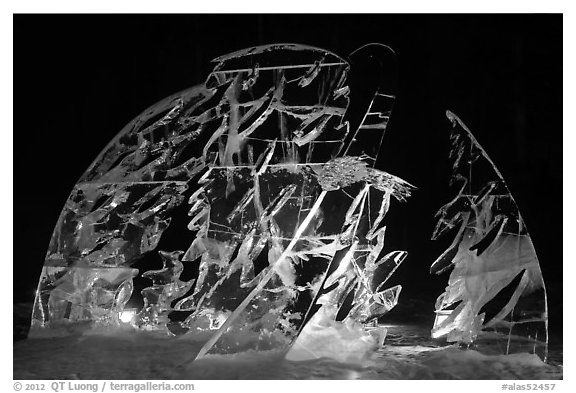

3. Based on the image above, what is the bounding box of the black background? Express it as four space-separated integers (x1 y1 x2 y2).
13 14 562 338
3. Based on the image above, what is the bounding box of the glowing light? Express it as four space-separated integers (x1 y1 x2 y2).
119 309 136 324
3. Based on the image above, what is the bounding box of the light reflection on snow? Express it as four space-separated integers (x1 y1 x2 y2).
14 322 563 380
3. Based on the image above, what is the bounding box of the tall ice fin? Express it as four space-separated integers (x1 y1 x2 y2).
430 110 548 360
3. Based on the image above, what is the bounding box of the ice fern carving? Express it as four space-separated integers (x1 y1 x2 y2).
430 111 548 360
31 44 414 359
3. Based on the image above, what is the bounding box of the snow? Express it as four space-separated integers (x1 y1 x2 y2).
13 324 562 380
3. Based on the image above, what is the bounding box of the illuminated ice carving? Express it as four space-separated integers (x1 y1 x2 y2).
31 43 413 357
430 111 548 359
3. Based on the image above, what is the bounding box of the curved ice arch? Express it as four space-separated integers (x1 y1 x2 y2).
430 110 548 360
31 43 413 353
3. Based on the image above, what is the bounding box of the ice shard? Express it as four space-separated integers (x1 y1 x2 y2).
430 111 548 359
31 43 413 361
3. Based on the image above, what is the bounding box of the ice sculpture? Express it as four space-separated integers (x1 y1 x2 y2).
31 43 413 358
430 111 548 359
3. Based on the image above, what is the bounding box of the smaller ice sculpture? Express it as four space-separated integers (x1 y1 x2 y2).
430 111 548 359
